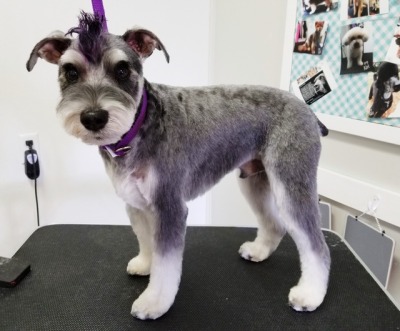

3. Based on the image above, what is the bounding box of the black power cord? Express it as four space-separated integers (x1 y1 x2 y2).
33 175 40 227
24 140 40 227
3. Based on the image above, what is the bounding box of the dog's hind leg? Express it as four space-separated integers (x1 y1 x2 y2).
265 143 330 312
238 170 286 262
126 205 153 276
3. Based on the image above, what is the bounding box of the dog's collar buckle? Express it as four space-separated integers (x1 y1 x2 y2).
116 146 132 153
103 145 132 158
101 89 147 158
114 146 132 157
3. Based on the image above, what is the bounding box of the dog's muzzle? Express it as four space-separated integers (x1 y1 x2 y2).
80 109 109 131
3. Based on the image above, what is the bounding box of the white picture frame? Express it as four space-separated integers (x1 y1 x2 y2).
281 0 400 146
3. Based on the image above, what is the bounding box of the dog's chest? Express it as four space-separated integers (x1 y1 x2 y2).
107 166 155 209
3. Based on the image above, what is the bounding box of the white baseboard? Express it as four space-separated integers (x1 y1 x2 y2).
318 167 400 228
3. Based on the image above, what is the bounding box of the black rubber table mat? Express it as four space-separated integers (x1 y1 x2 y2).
1 225 399 330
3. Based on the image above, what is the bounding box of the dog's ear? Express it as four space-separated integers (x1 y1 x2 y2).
122 28 170 63
26 31 72 72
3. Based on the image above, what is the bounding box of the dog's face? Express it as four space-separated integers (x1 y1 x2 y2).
314 21 324 32
26 13 169 146
313 75 327 94
342 26 369 52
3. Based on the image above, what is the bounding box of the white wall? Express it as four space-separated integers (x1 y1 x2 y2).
0 0 211 258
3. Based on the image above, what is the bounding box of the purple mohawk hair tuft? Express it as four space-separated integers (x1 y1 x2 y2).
67 11 107 64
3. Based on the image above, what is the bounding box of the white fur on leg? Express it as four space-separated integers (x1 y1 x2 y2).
287 227 329 312
239 229 282 262
238 220 284 262
357 55 364 66
131 250 183 320
267 177 329 312
239 241 270 262
127 255 151 276
238 175 285 262
126 206 153 276
288 250 329 312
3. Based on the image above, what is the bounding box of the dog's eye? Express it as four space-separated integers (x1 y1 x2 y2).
64 64 79 83
114 61 130 81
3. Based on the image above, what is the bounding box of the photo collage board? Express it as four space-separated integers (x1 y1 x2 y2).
290 0 400 128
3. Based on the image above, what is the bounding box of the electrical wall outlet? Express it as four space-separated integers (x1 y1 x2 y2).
19 133 39 159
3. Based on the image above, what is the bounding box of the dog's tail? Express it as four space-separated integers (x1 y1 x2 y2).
317 119 329 137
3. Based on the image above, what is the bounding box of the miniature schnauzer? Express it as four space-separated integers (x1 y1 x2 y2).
27 13 330 320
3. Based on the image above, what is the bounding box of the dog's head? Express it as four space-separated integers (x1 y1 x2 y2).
314 21 324 32
313 74 327 94
26 12 169 146
342 26 369 50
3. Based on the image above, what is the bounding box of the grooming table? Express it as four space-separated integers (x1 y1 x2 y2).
1 225 399 330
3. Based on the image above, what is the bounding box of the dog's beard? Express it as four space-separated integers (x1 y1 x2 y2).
57 97 136 146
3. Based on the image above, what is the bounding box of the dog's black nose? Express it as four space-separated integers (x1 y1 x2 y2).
80 110 109 131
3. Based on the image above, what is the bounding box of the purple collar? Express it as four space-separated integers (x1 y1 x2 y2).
101 89 148 157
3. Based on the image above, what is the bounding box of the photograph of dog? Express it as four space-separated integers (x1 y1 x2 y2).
298 71 332 105
26 12 331 320
313 74 330 96
347 0 368 18
368 0 380 15
342 0 389 20
347 0 387 18
293 62 336 106
294 21 328 55
368 61 400 118
341 23 373 75
302 0 338 16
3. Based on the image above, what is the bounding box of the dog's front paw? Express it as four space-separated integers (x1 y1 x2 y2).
131 289 173 320
127 256 151 276
288 283 326 312
239 241 271 262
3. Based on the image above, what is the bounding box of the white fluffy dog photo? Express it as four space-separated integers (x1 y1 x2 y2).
341 23 373 75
